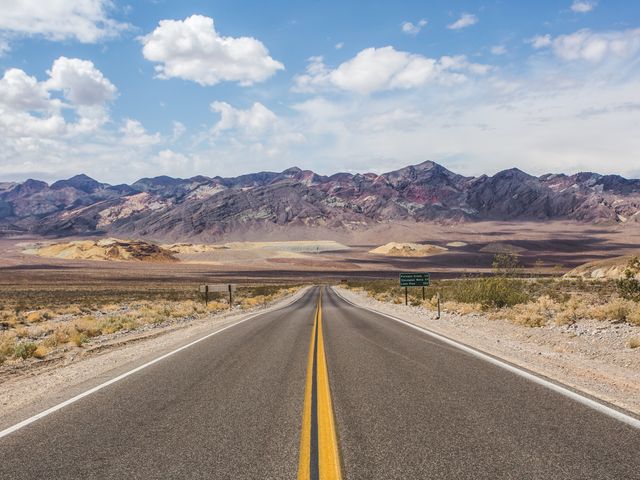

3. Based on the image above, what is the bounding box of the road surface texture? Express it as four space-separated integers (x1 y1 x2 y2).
1 286 639 479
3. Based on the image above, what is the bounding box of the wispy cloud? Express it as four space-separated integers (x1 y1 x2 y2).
448 13 478 30
401 19 427 35
571 1 597 13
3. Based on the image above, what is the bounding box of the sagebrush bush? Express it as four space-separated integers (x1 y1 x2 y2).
446 277 530 309
627 308 640 326
591 298 634 323
616 257 640 301
25 309 54 323
506 295 558 327
555 296 583 326
442 301 482 315
0 333 16 357
14 342 38 359
33 344 49 359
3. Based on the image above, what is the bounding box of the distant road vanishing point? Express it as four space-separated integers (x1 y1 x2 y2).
1 287 639 479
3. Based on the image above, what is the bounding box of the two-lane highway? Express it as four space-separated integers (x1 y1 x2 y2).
1 286 639 479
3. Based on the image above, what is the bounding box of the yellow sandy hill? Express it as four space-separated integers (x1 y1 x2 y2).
369 242 447 257
564 255 640 280
24 238 177 262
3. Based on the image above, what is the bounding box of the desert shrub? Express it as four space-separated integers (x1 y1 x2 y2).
442 301 482 315
492 252 523 276
55 305 82 316
71 316 101 338
25 309 54 323
0 333 16 357
591 298 635 323
0 309 18 326
98 315 138 334
42 328 70 347
616 257 640 301
507 295 558 327
14 327 29 338
627 308 640 326
206 301 227 312
69 332 88 347
555 296 583 326
14 342 38 359
33 344 50 359
446 277 530 309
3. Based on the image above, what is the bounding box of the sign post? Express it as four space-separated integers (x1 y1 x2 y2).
399 273 430 306
200 284 237 309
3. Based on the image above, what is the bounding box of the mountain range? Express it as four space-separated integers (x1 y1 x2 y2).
1 161 639 241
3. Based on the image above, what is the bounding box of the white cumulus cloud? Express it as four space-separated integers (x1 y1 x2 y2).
448 13 478 30
120 119 162 147
211 101 279 137
534 28 640 63
0 57 116 137
140 15 284 86
0 0 127 43
401 19 427 35
45 57 117 105
571 1 597 13
0 68 54 111
293 47 490 95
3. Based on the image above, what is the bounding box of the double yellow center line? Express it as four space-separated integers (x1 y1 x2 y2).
298 289 342 480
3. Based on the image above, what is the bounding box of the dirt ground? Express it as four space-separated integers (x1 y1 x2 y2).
335 286 640 416
2 221 640 281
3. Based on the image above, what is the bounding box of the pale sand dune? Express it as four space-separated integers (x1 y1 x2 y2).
479 242 526 254
564 255 640 280
369 242 447 257
23 238 177 262
165 240 348 254
446 241 468 247
162 240 351 265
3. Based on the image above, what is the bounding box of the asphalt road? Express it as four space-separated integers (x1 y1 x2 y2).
1 286 639 479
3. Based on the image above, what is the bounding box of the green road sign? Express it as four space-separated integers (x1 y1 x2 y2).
399 272 431 287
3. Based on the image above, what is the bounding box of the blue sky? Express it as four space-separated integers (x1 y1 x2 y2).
0 0 639 183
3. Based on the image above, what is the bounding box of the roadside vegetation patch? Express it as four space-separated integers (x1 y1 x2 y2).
0 282 300 367
345 255 640 330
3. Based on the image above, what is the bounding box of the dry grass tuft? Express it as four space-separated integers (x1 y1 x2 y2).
555 296 583 326
505 295 558 327
629 337 640 349
590 298 635 323
24 309 54 323
442 301 482 315
33 344 50 359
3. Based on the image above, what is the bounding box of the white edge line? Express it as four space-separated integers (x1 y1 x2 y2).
0 287 311 440
331 287 640 430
